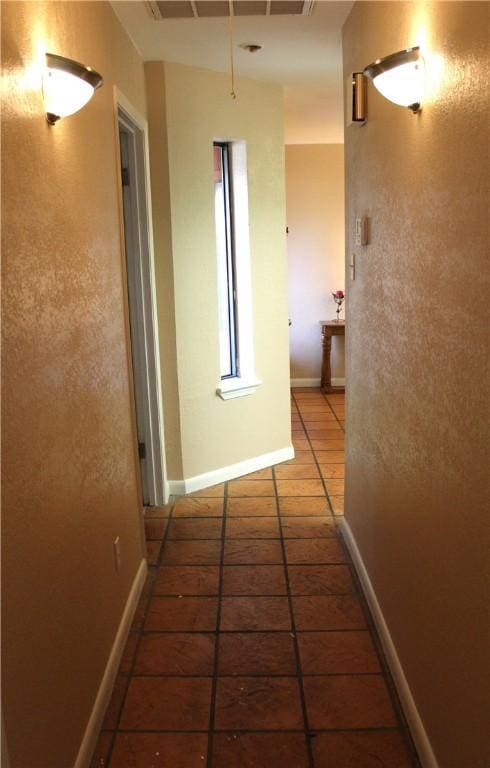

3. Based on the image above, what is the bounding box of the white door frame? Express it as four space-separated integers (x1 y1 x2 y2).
114 88 168 505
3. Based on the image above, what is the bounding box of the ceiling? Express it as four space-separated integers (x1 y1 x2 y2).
111 0 354 143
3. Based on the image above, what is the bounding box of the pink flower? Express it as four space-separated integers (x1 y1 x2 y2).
335 290 344 299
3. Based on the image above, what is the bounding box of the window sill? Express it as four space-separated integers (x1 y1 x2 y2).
216 376 262 400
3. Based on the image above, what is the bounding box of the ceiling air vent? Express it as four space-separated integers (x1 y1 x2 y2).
145 1 315 20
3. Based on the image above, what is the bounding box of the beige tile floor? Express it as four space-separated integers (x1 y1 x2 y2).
91 389 420 768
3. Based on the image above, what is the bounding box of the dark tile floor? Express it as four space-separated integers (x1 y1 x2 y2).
91 390 420 767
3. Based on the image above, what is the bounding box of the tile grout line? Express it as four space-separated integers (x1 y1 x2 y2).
291 391 339 520
149 590 355 597
296 391 420 768
294 393 421 768
293 390 344 434
337 532 423 768
320 389 345 434
206 483 228 768
101 501 176 767
137 627 376 636
160 514 337 519
294 392 393 676
272 463 316 768
297 394 415 749
95 391 415 768
113 725 414 734
154 549 347 570
120 671 389 679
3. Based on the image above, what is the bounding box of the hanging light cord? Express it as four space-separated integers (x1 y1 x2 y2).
228 0 237 99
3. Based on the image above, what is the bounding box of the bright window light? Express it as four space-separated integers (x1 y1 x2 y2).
213 140 261 400
214 142 238 379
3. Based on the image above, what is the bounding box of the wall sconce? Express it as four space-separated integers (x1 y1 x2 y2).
350 72 367 123
364 47 424 114
43 53 103 125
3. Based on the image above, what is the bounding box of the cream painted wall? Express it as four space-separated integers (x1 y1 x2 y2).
343 3 490 767
2 3 147 766
286 144 345 382
146 62 292 480
145 62 184 480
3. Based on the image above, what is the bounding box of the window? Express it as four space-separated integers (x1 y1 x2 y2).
214 142 238 379
213 140 261 400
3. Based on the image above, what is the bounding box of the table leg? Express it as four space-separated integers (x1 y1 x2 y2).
321 332 332 393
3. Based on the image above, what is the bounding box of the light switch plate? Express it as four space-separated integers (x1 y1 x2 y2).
355 216 369 246
355 218 362 246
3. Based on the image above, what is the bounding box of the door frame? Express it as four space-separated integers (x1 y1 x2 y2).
113 87 168 505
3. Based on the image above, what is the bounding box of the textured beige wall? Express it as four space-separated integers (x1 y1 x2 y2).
147 62 292 479
343 3 490 767
2 2 146 766
286 144 345 381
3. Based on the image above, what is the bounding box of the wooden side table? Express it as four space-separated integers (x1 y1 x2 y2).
320 320 345 394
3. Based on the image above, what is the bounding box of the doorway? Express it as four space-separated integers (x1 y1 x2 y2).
118 105 166 506
285 144 346 392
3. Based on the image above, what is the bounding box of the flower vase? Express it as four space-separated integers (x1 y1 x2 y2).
332 291 345 322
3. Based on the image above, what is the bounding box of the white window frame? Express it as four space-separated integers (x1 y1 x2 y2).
215 140 261 401
214 142 238 380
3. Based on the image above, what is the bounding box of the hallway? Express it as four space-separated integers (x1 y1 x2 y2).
91 390 419 768
3 2 488 764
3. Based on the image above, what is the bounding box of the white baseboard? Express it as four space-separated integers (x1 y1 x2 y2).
340 519 439 768
290 378 321 387
74 558 148 768
168 445 295 495
290 377 345 388
168 479 186 495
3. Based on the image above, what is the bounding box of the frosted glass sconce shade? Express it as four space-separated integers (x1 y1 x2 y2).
43 53 103 125
364 47 424 113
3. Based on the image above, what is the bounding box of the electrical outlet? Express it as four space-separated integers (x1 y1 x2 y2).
113 537 122 572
